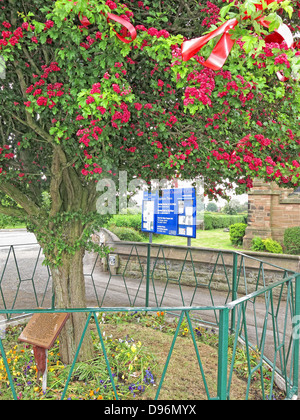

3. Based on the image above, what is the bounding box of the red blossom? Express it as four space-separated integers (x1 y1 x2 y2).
112 84 121 94
105 0 117 10
36 96 48 106
86 96 95 105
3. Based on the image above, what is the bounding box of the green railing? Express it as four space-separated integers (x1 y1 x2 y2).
229 273 300 400
0 243 299 400
0 244 52 316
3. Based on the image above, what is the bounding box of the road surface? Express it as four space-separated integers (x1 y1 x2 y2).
0 229 37 246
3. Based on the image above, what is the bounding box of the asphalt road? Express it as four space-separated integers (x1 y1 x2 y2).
0 229 37 246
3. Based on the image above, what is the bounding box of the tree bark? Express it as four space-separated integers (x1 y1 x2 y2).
50 245 94 365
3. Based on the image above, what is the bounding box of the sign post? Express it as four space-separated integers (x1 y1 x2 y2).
19 312 70 393
142 188 197 303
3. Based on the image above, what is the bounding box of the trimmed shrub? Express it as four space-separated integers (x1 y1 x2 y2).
108 225 144 242
229 223 247 246
284 227 300 255
262 238 283 254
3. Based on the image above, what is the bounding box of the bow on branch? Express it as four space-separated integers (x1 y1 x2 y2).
79 11 137 44
181 0 293 73
68 0 137 43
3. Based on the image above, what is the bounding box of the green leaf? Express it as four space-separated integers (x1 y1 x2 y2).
241 35 257 54
244 0 257 15
220 2 235 19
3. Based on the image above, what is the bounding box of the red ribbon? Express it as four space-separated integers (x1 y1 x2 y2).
107 13 137 44
181 18 239 71
181 2 293 73
79 11 137 44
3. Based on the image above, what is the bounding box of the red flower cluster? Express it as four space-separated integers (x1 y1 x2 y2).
136 25 170 39
24 62 63 110
274 53 291 68
200 1 221 29
106 0 117 10
36 96 48 107
111 102 131 129
0 26 23 47
184 68 215 106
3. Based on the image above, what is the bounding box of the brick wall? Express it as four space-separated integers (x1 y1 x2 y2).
243 180 300 249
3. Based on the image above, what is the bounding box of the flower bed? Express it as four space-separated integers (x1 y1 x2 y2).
0 316 156 400
0 312 285 400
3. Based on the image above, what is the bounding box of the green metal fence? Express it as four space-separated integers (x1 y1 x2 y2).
0 244 52 316
0 243 299 400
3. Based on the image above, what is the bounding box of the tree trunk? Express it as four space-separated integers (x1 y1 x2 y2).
50 247 94 365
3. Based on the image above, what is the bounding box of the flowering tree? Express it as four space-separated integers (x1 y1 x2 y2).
0 0 299 362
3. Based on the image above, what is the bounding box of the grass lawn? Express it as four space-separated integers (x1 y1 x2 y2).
1 224 26 230
143 229 246 251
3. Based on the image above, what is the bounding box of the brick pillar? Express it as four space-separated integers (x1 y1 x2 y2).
243 180 273 249
271 189 300 244
243 180 300 249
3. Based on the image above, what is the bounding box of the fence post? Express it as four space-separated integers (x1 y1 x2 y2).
293 274 300 396
217 307 229 400
145 241 151 307
0 338 17 400
231 252 238 333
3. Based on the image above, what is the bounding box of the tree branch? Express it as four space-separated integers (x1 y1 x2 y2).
0 204 26 219
0 181 42 219
22 46 42 76
9 111 56 146
49 147 63 218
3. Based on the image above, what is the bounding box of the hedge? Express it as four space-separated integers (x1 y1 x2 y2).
204 213 247 230
106 213 248 233
106 214 142 232
0 214 25 229
284 227 300 255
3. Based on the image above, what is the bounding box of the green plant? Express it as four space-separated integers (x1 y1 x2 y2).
284 227 300 255
250 236 283 254
229 223 247 246
262 238 283 254
73 359 105 382
251 236 265 252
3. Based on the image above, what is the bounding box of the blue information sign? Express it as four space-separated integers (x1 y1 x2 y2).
142 188 197 238
141 191 158 234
